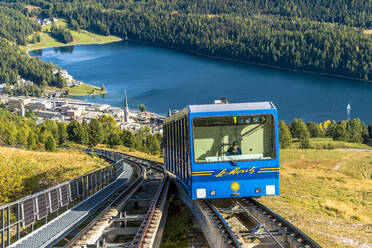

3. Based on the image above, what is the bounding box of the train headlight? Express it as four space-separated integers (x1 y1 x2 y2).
210 190 216 196
196 188 206 199
231 182 240 191
266 185 275 195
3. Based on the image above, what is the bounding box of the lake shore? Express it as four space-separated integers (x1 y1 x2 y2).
26 22 121 96
26 18 122 51
31 39 372 123
27 39 121 52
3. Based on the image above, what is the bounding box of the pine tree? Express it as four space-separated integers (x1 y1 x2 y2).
349 118 363 143
16 128 28 146
279 121 292 148
67 120 81 143
299 137 311 149
120 129 135 147
27 133 37 150
145 134 161 155
139 104 146 112
57 122 67 145
291 119 310 139
307 122 323 137
333 124 348 141
81 120 90 145
108 132 122 147
88 119 104 147
45 136 56 152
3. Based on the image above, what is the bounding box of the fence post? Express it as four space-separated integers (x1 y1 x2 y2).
16 203 20 240
6 207 9 246
1 208 4 248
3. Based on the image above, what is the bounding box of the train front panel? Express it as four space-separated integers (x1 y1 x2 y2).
189 108 280 200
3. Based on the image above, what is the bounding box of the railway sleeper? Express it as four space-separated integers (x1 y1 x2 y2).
239 200 318 248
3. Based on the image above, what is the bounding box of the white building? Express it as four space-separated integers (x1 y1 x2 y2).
28 100 52 111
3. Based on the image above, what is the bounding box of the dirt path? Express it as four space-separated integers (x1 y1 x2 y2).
333 149 372 170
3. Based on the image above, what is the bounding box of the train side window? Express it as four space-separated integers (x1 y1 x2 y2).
166 124 170 171
186 118 191 187
181 118 186 182
164 125 167 170
173 122 176 174
186 117 190 186
170 122 174 173
181 119 185 181
176 120 179 178
179 119 183 181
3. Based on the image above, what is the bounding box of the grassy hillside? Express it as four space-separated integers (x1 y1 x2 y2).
101 139 371 247
67 144 164 163
260 149 372 248
113 139 371 247
0 147 109 204
68 83 106 96
46 82 106 96
26 19 121 51
290 137 372 150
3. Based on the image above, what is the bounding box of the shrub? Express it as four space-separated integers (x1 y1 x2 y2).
279 121 292 148
299 137 311 149
45 136 56 152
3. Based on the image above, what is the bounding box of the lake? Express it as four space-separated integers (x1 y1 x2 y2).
30 41 372 123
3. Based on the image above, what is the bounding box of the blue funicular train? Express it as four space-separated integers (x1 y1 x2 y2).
163 100 280 199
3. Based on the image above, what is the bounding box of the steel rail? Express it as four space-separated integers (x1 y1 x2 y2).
240 198 322 248
116 156 321 248
134 176 170 247
65 158 146 247
203 200 242 248
236 201 285 248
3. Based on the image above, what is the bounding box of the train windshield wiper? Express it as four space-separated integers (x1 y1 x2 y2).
226 155 238 166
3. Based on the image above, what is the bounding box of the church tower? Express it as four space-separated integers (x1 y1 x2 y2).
124 90 129 123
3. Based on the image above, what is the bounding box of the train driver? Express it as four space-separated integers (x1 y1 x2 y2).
226 141 242 156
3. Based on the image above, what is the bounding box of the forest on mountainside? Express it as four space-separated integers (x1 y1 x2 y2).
50 24 73 44
0 4 66 90
0 0 371 88
7 0 372 81
0 39 66 88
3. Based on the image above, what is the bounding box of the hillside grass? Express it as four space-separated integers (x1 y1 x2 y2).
260 149 372 248
26 19 121 51
68 83 106 96
95 140 372 247
65 143 164 163
290 137 372 150
46 83 106 96
0 147 109 204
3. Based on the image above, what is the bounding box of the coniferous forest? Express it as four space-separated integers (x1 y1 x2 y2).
0 0 371 87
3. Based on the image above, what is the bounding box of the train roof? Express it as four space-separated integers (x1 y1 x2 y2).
188 101 276 113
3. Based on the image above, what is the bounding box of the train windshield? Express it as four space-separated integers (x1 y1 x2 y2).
193 115 275 163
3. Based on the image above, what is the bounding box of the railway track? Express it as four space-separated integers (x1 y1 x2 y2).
32 149 319 248
204 198 322 248
198 200 242 248
56 150 169 248
67 152 320 248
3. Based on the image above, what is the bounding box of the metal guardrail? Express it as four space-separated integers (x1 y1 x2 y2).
0 149 123 248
